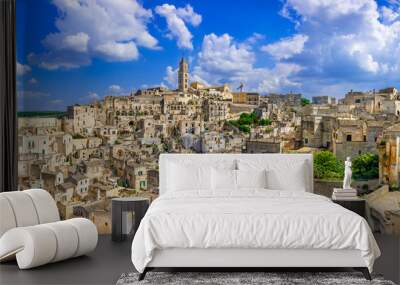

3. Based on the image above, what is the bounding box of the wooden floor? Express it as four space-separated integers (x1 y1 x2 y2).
0 234 399 285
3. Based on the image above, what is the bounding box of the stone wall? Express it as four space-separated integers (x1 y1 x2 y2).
314 178 381 197
314 179 342 197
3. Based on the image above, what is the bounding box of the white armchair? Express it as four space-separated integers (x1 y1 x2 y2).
0 189 98 269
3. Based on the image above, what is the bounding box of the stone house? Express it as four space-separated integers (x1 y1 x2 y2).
332 119 378 160
202 99 229 122
125 160 147 190
312 96 336 105
41 170 64 194
378 124 400 186
66 173 90 198
200 131 226 153
67 105 96 135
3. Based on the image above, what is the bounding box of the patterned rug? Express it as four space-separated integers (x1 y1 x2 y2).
116 271 396 285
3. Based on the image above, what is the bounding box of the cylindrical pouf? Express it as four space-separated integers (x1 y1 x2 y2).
0 196 17 237
42 221 79 263
24 189 60 224
0 226 58 269
65 218 98 257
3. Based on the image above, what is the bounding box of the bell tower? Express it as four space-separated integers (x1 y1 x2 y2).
178 57 188 92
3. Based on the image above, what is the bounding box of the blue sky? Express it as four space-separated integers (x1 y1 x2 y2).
16 0 400 111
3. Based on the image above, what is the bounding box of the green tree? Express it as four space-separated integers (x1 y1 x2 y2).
259 118 272 126
301 98 311 106
352 153 379 180
313 151 344 180
239 125 250 133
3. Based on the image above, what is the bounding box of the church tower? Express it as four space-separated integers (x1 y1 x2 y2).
178 57 188 92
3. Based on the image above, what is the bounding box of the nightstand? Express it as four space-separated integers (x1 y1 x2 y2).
332 197 366 218
111 197 150 242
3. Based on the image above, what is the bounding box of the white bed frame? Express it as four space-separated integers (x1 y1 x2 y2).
140 154 370 280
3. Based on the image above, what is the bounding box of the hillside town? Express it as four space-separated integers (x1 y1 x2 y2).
18 58 400 235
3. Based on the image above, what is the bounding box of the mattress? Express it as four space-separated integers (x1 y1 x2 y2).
131 189 380 273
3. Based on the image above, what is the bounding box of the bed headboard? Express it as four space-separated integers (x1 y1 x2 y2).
159 153 314 195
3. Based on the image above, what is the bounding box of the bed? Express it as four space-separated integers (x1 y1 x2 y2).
131 154 380 280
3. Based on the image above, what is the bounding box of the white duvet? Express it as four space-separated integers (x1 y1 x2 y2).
131 190 380 273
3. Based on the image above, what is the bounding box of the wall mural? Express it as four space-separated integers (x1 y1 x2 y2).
16 0 400 235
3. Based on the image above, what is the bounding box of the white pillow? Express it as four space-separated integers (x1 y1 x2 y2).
212 168 237 191
167 163 211 191
237 158 309 191
236 169 267 189
266 162 307 191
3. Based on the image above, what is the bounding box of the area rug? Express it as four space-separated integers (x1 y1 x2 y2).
116 271 396 285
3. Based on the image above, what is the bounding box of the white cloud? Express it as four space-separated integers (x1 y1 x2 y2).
29 78 38 84
87 92 100 100
108 84 122 93
191 33 302 93
96 42 139 61
261 34 308 60
31 0 158 70
16 62 31 76
155 4 202 50
163 66 178 88
197 33 254 74
245 33 265 45
267 0 400 96
44 32 90 52
380 6 399 23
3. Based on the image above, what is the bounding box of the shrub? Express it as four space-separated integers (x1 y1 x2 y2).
259 118 272 126
313 151 344 180
352 153 379 180
239 125 250 133
229 112 272 133
301 98 311 106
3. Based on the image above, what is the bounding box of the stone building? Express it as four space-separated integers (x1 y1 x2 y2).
312 96 336 105
200 132 226 153
178 57 189 92
126 160 147 190
67 105 96 135
246 139 282 153
202 99 229 122
232 92 260 105
332 119 378 160
178 118 204 136
66 173 90 198
268 93 302 106
378 123 400 186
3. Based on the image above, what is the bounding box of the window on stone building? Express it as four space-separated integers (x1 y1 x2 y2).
346 135 352 141
363 135 367 142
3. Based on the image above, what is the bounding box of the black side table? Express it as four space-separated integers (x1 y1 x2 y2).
112 197 150 242
332 198 366 218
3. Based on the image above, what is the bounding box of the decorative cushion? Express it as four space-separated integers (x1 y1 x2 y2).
212 168 237 191
236 169 267 189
